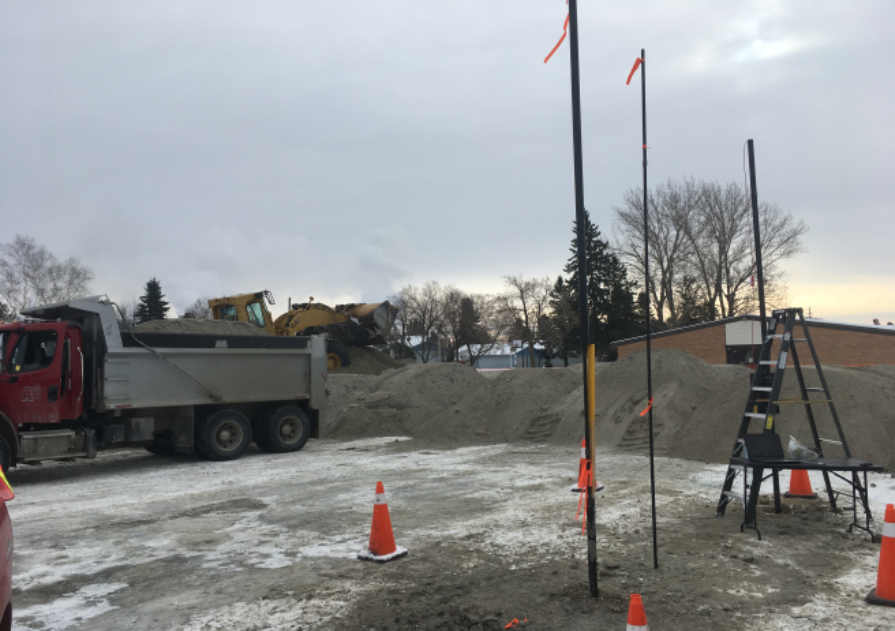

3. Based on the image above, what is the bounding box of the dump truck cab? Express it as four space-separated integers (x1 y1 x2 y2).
0 321 85 427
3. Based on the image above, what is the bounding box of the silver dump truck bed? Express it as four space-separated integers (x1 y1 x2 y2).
24 296 327 412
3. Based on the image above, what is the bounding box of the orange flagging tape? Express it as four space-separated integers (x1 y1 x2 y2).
543 14 569 63
639 396 654 417
626 57 643 85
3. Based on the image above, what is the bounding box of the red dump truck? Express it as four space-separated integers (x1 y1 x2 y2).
0 296 328 471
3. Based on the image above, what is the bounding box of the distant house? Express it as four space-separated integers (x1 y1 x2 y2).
457 343 578 369
610 313 895 366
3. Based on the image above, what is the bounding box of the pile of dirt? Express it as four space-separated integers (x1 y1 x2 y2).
323 349 895 469
339 347 406 375
131 318 271 336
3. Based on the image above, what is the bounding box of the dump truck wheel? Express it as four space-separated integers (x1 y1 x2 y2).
0 438 10 473
144 434 176 456
326 339 351 371
255 405 311 453
196 409 251 461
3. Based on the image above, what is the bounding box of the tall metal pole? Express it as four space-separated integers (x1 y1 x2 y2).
567 0 598 597
639 49 659 571
747 139 767 342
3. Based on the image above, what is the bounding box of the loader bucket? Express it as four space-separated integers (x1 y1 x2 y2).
336 301 398 345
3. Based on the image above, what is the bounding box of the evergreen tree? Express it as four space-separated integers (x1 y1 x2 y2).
562 210 640 360
135 277 170 323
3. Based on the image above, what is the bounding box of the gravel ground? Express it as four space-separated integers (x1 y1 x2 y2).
7 438 895 630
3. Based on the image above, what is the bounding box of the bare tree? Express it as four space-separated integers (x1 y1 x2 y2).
498 275 552 368
613 179 807 323
691 181 807 318
445 292 510 368
0 235 94 314
181 297 212 319
401 281 444 363
385 289 415 359
614 178 698 327
114 300 139 330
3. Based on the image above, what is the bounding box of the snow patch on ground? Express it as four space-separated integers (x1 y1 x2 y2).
13 583 127 630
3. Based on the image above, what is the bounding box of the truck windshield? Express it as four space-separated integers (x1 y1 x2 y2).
10 330 58 373
246 302 266 327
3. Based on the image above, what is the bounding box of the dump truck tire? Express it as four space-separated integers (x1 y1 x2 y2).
326 339 351 371
144 435 176 456
254 405 311 454
196 409 251 461
0 438 10 473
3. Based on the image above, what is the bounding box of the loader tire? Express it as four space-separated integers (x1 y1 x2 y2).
254 405 311 454
326 339 351 371
196 409 251 461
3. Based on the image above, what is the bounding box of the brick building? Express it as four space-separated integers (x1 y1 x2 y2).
611 314 895 366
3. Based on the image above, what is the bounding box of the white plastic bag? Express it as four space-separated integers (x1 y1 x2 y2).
787 435 818 461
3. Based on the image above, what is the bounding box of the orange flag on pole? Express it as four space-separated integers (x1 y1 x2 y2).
544 13 569 63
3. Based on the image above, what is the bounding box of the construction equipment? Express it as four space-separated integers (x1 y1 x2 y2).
208 291 398 371
0 296 327 470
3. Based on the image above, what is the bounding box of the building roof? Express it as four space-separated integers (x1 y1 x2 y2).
610 312 895 348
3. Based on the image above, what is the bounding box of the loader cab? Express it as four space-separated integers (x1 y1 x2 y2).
207 292 276 332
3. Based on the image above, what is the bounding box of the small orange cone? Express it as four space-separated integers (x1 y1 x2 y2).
626 593 649 629
866 503 895 606
358 481 407 562
784 469 817 499
571 440 604 493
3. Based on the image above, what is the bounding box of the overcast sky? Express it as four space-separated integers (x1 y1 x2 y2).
1 1 893 323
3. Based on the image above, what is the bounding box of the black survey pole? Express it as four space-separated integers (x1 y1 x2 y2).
567 0 598 598
747 139 768 342
637 49 659 571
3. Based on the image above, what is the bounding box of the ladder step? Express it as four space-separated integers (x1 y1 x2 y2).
723 491 744 502
759 360 775 365
745 413 767 419
806 387 824 392
752 386 772 392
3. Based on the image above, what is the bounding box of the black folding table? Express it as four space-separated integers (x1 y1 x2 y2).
728 456 884 541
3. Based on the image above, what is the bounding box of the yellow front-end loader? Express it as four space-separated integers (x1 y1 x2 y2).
207 291 398 371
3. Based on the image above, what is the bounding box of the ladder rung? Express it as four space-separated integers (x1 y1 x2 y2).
767 334 783 340
752 386 772 392
723 491 744 502
745 413 767 419
806 387 824 392
759 360 775 365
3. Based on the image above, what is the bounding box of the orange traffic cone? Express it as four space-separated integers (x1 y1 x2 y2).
0 468 14 502
784 469 817 499
626 593 649 629
866 503 895 606
358 481 407 562
571 440 604 494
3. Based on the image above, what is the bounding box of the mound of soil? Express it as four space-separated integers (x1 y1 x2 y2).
131 318 271 336
340 347 406 375
323 349 895 469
